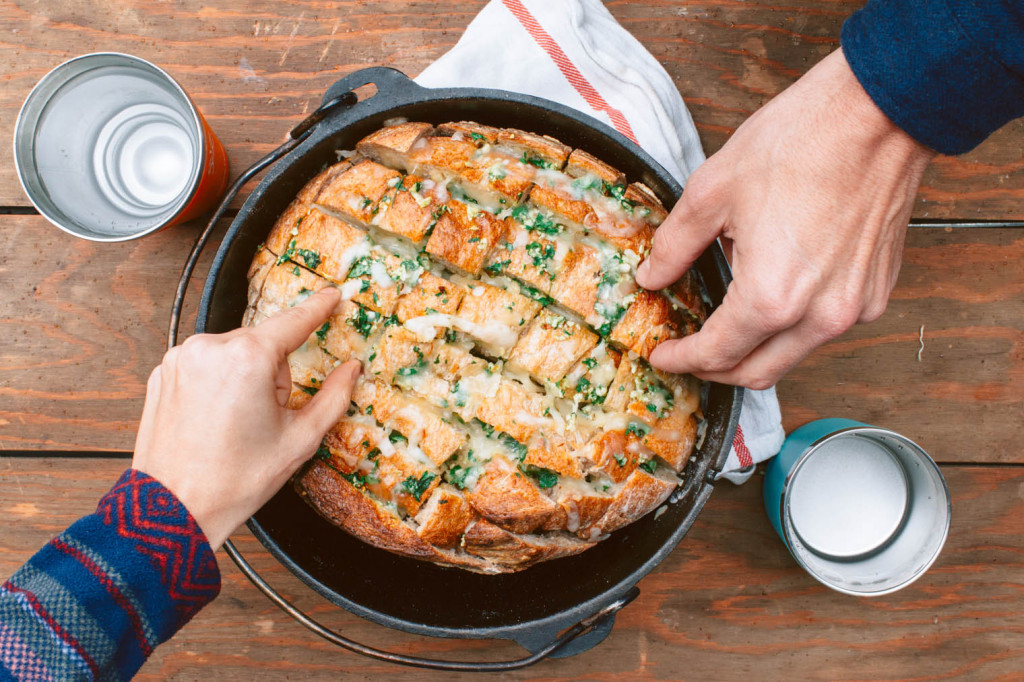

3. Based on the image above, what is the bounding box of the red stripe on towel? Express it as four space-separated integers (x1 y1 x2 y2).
501 0 639 143
733 424 754 468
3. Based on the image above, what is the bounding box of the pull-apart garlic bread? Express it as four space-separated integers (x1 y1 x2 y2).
244 121 709 574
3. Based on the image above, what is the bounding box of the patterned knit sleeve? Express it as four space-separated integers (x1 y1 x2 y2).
0 470 221 681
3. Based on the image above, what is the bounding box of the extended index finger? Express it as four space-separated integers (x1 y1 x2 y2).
251 287 341 356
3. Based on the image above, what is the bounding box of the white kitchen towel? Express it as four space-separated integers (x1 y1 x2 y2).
416 0 785 483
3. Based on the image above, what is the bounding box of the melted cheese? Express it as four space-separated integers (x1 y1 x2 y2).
404 314 519 350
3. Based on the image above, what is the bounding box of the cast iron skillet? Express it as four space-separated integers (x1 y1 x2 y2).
172 68 742 670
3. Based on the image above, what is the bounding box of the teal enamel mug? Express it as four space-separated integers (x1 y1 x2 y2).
764 418 951 596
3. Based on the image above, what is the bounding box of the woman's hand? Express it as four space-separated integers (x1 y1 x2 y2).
132 287 359 550
636 48 934 389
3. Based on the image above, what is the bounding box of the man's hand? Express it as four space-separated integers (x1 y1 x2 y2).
132 287 359 550
636 49 934 389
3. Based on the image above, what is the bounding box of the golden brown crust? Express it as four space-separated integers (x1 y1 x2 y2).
393 271 466 322
565 149 625 184
610 290 696 360
584 467 677 537
301 461 439 556
464 456 557 534
425 201 507 275
462 519 594 569
316 159 402 227
508 314 598 383
374 175 437 242
265 161 352 254
497 128 571 168
414 485 476 548
253 120 706 574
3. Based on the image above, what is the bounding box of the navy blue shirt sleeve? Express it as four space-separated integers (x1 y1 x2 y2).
842 0 1024 154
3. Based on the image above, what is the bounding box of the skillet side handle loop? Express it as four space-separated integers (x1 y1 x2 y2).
224 536 638 672
322 66 426 109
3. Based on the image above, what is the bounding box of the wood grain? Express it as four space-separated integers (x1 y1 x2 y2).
0 214 222 451
1 0 1023 218
2 457 1022 679
2 215 1020 460
777 227 1024 464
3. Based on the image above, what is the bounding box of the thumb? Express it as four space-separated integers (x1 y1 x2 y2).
292 360 362 448
636 180 723 290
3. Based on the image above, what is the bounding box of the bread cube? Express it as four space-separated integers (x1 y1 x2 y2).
355 121 434 171
316 159 403 226
464 455 556 534
508 313 598 383
352 380 465 465
393 271 466 322
425 201 507 275
610 290 696 359
414 485 476 547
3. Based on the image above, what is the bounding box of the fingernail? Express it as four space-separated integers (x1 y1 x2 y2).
318 287 341 300
636 259 651 285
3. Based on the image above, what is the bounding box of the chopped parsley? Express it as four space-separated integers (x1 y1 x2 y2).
485 259 511 275
525 241 555 268
341 471 370 488
613 452 628 467
571 175 603 194
518 283 554 306
301 385 320 396
315 321 330 342
639 459 658 474
297 248 322 269
347 306 379 338
520 152 554 169
470 132 487 142
396 348 427 377
583 357 598 369
519 464 558 489
347 256 373 279
445 464 472 490
498 432 528 461
626 422 651 438
388 431 408 444
603 181 639 213
401 471 436 501
276 239 298 265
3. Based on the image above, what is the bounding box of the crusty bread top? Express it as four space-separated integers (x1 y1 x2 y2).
245 121 707 573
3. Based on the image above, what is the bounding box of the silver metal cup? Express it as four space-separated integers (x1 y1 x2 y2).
14 53 229 242
764 419 951 596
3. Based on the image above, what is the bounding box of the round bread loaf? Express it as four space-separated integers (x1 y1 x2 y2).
243 121 707 573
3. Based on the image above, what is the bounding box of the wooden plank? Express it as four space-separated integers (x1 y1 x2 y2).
2 457 1022 679
1 0 1023 219
0 214 223 452
2 215 1020 461
777 227 1024 464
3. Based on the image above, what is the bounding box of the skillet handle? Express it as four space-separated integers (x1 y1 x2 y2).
167 74 638 670
321 66 427 109
225 537 638 671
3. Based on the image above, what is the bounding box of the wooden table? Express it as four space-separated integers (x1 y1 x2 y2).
2 1 1023 678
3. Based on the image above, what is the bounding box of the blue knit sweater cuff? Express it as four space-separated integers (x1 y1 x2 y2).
1 469 220 680
842 0 1024 154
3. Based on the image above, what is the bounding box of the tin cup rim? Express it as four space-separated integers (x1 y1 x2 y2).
13 52 209 242
779 425 951 597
